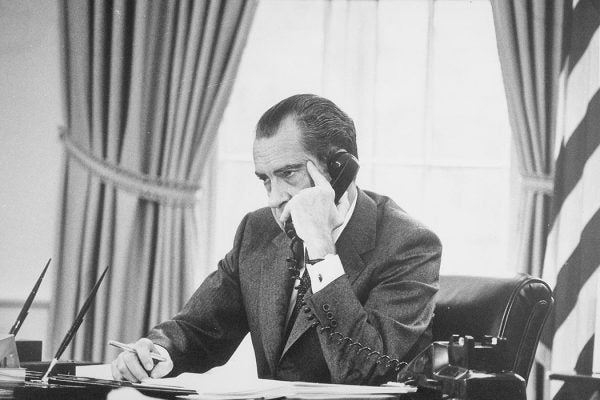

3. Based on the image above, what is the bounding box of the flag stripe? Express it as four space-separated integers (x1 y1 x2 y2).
551 209 600 333
543 145 600 292
552 336 596 400
566 0 600 76
551 268 598 368
550 88 600 226
561 26 600 147
542 2 600 398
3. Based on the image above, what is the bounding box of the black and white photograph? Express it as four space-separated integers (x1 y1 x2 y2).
0 0 598 399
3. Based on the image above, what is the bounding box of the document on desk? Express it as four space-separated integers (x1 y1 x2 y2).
146 372 417 399
76 364 416 399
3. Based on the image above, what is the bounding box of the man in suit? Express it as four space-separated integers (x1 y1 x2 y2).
111 94 442 385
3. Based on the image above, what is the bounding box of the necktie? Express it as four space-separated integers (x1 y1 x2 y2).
284 248 311 341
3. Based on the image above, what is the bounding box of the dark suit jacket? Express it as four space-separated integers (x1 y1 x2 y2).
149 189 442 384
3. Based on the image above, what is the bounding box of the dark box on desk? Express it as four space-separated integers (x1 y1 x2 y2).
16 340 42 362
21 360 78 375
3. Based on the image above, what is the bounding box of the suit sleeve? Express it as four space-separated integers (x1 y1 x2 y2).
304 224 442 385
147 214 251 376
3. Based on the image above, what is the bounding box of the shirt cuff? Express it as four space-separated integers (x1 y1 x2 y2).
306 254 345 293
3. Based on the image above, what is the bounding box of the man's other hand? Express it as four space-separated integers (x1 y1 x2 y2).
111 338 173 382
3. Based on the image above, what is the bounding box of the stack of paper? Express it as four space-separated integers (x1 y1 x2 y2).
0 368 25 399
0 368 25 383
77 364 417 399
145 373 416 399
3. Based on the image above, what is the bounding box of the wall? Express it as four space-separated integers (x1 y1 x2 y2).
0 0 63 359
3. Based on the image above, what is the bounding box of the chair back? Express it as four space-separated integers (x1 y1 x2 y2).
432 274 553 382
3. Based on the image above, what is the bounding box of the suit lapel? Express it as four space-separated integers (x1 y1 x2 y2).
280 189 377 357
259 231 295 373
336 188 377 283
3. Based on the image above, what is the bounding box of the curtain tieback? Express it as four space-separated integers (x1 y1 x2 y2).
520 172 554 194
59 127 200 207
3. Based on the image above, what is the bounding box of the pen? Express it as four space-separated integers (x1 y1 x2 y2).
41 265 110 382
9 258 51 336
108 340 167 362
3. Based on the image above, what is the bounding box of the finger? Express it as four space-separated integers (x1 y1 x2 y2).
122 351 149 382
134 339 156 371
115 354 143 382
150 360 173 379
306 161 330 187
279 198 293 225
150 345 174 379
111 359 123 380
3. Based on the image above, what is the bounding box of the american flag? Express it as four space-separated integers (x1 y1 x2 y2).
541 0 600 399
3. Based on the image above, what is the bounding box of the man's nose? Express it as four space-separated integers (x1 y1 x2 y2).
268 180 291 209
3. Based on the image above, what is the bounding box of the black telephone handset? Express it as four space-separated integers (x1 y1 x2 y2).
284 149 360 240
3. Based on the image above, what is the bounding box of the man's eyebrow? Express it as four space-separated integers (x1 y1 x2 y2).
254 163 306 179
274 163 304 175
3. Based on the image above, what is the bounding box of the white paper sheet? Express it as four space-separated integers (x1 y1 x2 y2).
76 363 417 399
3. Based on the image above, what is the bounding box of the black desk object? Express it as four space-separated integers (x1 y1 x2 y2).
14 342 42 363
549 372 600 386
20 360 82 376
549 372 600 398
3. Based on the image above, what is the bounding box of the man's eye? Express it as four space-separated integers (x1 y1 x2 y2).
281 170 295 179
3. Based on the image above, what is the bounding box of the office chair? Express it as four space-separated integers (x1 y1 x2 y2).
432 274 553 382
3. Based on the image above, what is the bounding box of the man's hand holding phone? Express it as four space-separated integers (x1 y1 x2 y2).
111 338 173 382
279 161 350 259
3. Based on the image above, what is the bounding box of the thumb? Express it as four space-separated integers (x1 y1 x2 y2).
150 359 173 379
149 345 173 378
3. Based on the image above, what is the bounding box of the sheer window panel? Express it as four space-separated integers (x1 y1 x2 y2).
425 167 511 276
374 0 429 164
366 0 511 275
368 164 428 218
320 0 378 162
430 0 511 165
217 0 325 158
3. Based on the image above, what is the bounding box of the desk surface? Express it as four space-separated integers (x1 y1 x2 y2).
3 386 432 400
2 382 434 400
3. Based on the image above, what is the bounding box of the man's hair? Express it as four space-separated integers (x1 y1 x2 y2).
256 94 358 164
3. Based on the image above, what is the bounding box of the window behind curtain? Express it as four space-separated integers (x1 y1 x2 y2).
203 0 512 282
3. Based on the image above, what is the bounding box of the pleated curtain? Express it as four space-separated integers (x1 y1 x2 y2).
50 0 256 362
490 0 568 277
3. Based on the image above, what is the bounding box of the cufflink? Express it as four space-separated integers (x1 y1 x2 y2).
318 273 323 282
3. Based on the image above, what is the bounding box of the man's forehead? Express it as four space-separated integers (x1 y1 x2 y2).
253 133 312 172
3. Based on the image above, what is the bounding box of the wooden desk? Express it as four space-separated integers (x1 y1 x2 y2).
2 382 436 400
2 386 434 400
